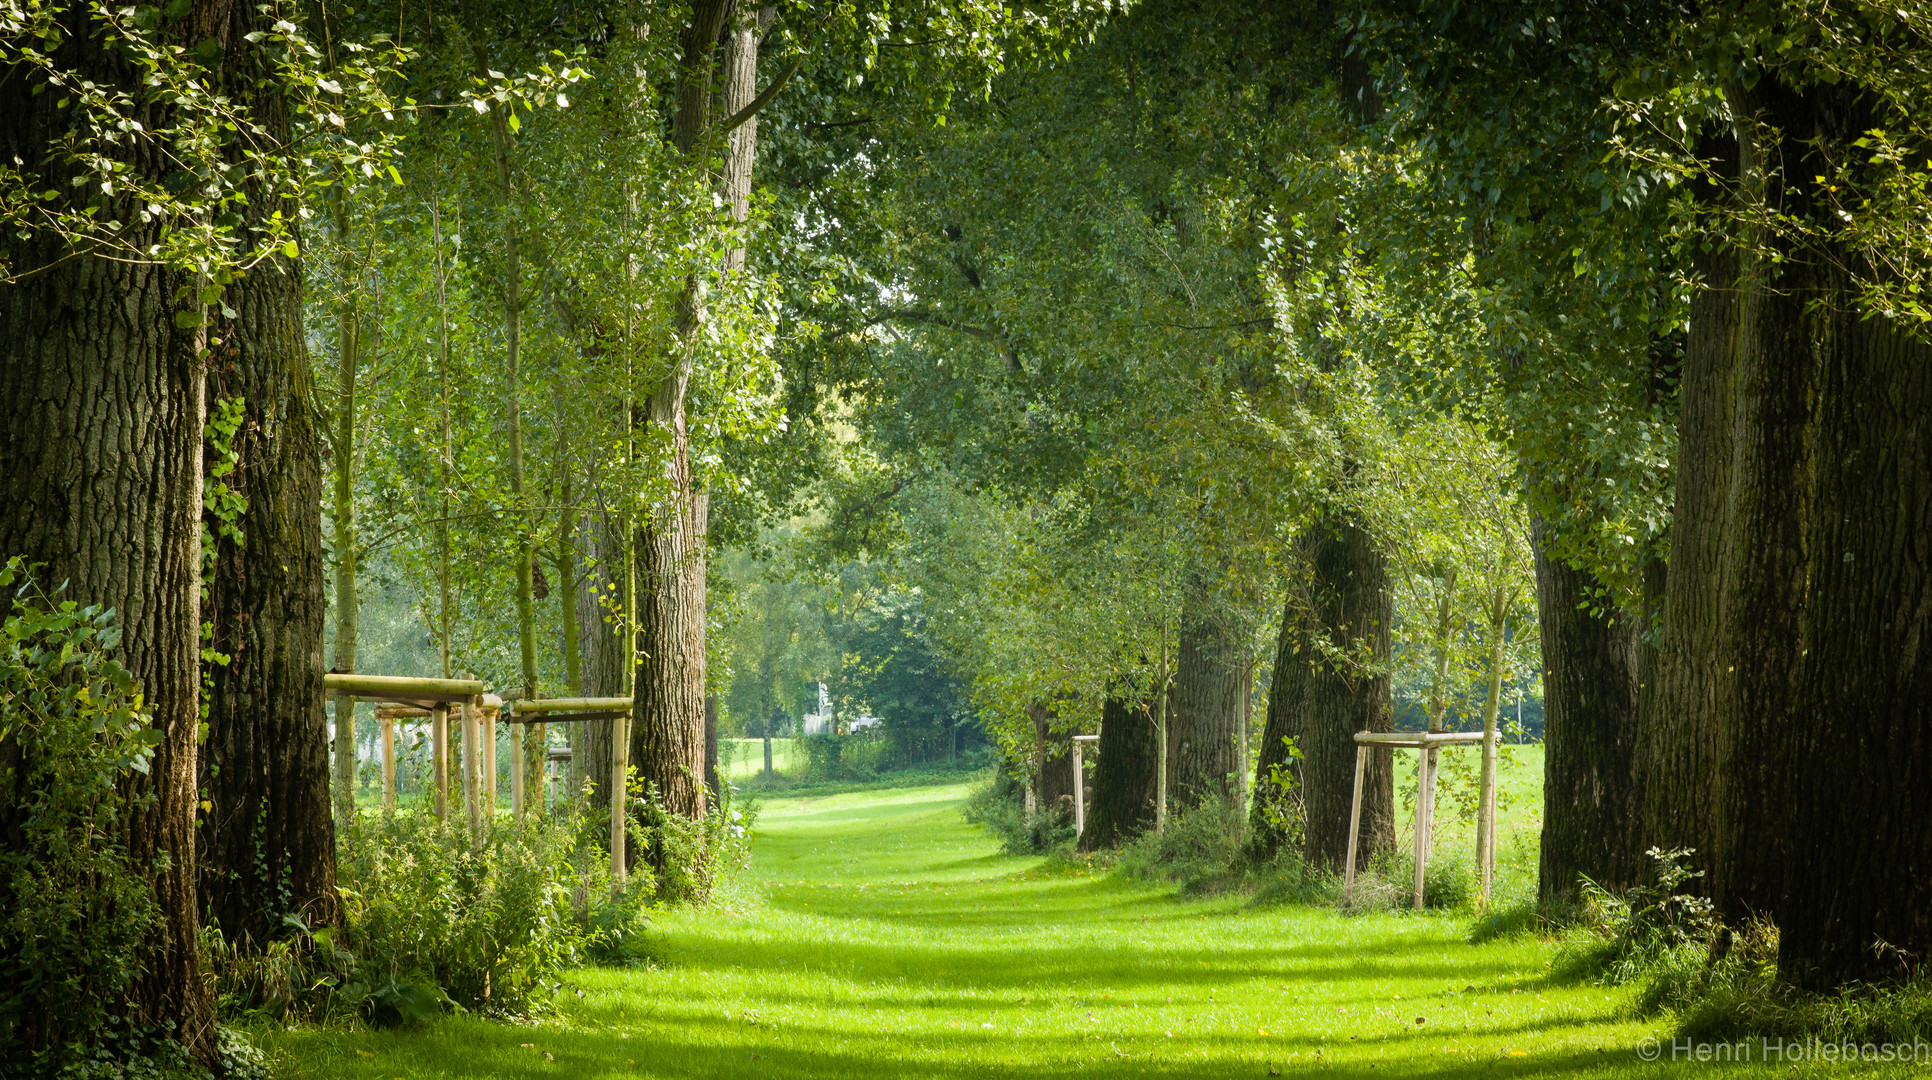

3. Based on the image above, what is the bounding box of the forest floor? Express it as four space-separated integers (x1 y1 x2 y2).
263 774 1910 1079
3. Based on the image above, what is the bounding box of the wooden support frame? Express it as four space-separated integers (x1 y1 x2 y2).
372 694 500 813
1342 730 1496 909
325 674 491 819
503 697 633 817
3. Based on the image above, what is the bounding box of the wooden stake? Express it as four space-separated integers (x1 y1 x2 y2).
1343 741 1366 903
380 716 395 810
510 711 525 816
611 712 628 896
1477 728 1498 902
484 704 498 813
1412 748 1431 910
432 703 449 820
462 684 479 831
1072 740 1085 837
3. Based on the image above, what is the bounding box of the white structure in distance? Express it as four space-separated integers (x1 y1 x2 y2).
799 682 882 734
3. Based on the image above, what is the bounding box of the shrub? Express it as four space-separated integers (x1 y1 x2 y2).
0 561 165 1062
1116 792 1251 895
628 776 754 907
334 805 592 1018
963 770 1072 855
1247 850 1336 908
1555 847 1717 986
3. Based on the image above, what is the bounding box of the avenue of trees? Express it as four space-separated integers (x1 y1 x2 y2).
2 0 1928 1067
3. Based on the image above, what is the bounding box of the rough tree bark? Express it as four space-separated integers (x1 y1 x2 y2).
1534 521 1643 900
1703 84 1815 921
1249 517 1395 871
1167 595 1246 811
199 250 338 942
194 0 337 943
0 13 214 1052
1779 266 1932 990
1079 694 1159 851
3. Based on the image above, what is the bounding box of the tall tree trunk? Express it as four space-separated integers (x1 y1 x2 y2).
632 0 734 824
1249 516 1395 871
1533 522 1643 900
196 0 338 942
1079 694 1159 851
0 60 212 1058
1168 594 1245 810
1703 85 1815 921
1631 135 1738 890
464 8 544 808
1779 268 1932 990
199 247 338 942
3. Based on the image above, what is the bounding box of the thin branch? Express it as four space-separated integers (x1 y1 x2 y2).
873 308 1023 373
715 56 803 137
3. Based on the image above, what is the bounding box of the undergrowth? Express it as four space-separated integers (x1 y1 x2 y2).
1544 847 1932 1043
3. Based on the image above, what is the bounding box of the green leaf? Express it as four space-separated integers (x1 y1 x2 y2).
175 310 203 329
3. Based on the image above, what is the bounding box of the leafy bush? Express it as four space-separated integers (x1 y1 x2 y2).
963 770 1072 855
1556 847 1717 986
629 776 754 907
335 805 595 1018
0 561 165 1061
1116 792 1251 895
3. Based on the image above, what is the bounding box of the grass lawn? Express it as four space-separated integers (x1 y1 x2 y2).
263 756 1914 1078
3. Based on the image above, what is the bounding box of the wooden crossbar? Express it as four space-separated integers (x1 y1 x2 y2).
1351 730 1487 748
324 673 484 703
508 696 632 715
506 709 627 723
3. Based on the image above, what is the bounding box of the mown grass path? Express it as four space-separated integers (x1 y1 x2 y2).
266 783 1883 1078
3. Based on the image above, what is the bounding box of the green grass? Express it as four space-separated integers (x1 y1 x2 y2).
262 757 1917 1078
721 737 801 780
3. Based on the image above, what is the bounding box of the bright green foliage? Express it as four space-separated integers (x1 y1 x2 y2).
335 808 597 1017
0 559 162 1060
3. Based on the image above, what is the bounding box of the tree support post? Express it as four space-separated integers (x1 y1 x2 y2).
611 712 628 895
432 703 449 820
511 725 525 815
462 684 480 832
380 717 395 810
1072 734 1098 838
484 702 498 812
1343 743 1367 903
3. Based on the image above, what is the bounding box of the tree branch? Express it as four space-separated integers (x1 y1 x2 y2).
874 309 1023 373
715 56 802 136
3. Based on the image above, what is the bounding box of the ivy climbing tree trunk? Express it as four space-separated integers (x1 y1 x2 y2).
1079 693 1159 851
0 87 213 1063
196 0 337 944
199 246 338 942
